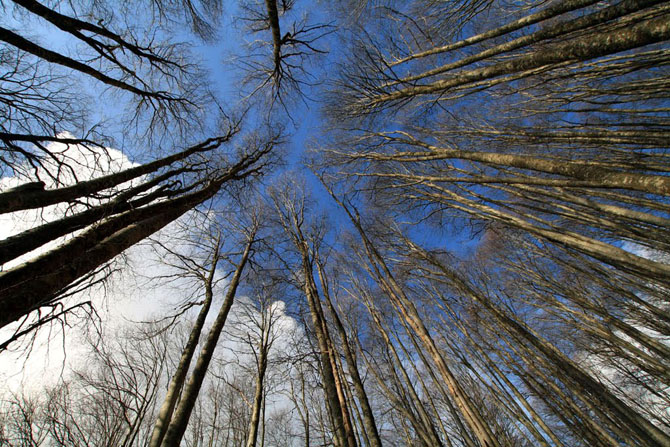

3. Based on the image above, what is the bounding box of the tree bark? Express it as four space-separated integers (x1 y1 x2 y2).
411 240 670 447
159 233 255 447
330 190 500 447
315 256 383 447
369 14 670 106
0 135 232 215
246 325 270 447
148 238 221 447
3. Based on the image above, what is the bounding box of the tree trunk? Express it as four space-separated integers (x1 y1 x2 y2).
149 238 221 447
159 233 255 447
246 327 269 447
370 14 670 105
0 135 231 214
413 240 670 447
315 256 383 447
332 194 500 447
0 144 268 329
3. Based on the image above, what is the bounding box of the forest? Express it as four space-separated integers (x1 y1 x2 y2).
0 0 669 446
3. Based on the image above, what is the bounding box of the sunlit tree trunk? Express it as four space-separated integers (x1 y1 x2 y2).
159 229 257 447
149 236 222 447
329 189 500 447
271 190 351 447
246 320 270 447
315 254 383 447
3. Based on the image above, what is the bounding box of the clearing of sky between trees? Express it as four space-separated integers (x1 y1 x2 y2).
0 0 669 446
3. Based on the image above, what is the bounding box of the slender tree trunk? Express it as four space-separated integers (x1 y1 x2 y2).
260 388 266 447
389 0 601 64
246 327 269 447
408 181 670 285
332 194 500 447
0 26 171 99
412 239 670 447
391 0 665 85
348 310 433 447
355 285 444 447
301 267 349 447
370 14 670 105
0 169 182 265
325 330 358 447
315 257 383 447
273 195 351 447
149 237 221 447
363 140 670 195
159 233 255 447
264 0 282 74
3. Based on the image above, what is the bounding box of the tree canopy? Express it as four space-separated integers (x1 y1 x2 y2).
1 1 669 446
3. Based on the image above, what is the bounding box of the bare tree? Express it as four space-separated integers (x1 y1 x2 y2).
0 132 274 338
158 209 260 447
318 3 670 442
225 275 287 447
148 223 227 447
0 321 175 447
0 0 279 348
313 247 383 447
237 0 334 108
326 0 670 286
270 181 357 447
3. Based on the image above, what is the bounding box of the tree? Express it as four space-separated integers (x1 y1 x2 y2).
313 248 383 447
228 275 287 447
320 2 670 443
270 182 357 447
0 0 277 345
158 209 260 447
3 1 670 445
0 132 273 335
238 0 334 107
148 222 226 447
0 321 174 447
328 0 670 284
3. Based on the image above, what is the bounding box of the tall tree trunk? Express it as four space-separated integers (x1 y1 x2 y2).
159 233 256 447
361 134 670 195
315 256 383 447
360 290 445 447
272 193 352 447
369 14 670 105
0 135 231 214
410 238 670 447
149 237 221 447
302 264 349 447
325 328 358 447
331 192 500 447
246 325 270 447
0 143 269 329
389 0 602 64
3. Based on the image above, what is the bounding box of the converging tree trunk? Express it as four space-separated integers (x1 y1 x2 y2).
159 226 257 447
149 236 222 447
